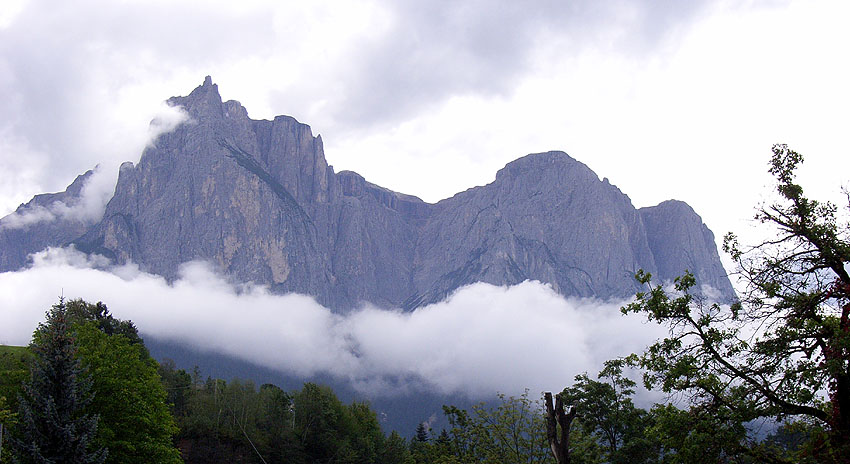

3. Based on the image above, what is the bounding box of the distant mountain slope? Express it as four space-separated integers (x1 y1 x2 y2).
0 170 94 271
639 200 734 298
0 77 735 309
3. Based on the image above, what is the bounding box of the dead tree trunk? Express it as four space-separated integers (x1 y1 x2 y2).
545 391 576 464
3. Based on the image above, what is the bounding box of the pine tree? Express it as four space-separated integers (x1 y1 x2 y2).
12 299 106 463
414 422 429 443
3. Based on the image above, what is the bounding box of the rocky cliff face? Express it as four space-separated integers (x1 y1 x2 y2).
406 152 658 308
0 77 736 309
74 77 334 303
639 200 735 299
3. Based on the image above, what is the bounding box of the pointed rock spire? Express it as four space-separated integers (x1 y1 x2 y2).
167 76 223 122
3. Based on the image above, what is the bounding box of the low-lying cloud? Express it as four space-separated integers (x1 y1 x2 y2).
0 247 665 397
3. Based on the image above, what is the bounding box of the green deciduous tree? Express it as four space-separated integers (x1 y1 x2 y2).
560 360 656 464
24 299 180 463
440 391 551 464
644 403 747 464
64 300 144 346
175 377 400 464
73 322 181 464
0 346 30 464
0 346 32 416
157 359 193 421
178 377 272 463
622 144 850 462
292 382 350 461
378 431 413 464
12 300 106 464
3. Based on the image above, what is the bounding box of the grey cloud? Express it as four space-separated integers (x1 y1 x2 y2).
320 0 717 132
0 168 111 229
0 0 777 214
0 0 275 204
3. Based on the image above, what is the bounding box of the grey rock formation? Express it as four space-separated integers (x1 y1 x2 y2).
406 152 659 308
75 78 332 303
0 170 95 270
639 200 736 298
1 77 736 309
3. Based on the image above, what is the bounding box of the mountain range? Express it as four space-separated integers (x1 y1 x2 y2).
0 77 735 310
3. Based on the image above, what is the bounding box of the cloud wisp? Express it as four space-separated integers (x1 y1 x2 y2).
0 102 188 230
0 247 665 397
0 165 113 230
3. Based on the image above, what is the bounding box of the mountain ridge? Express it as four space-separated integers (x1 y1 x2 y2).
0 77 736 309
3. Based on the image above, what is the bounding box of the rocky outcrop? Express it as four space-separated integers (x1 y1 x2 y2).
1 77 736 309
0 170 95 270
639 200 735 298
74 78 332 303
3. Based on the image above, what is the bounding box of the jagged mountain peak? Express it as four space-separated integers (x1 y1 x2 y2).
639 199 734 297
166 76 239 125
0 80 736 309
0 169 96 270
173 76 220 103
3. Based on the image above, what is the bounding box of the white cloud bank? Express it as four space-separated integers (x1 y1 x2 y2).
0 247 665 397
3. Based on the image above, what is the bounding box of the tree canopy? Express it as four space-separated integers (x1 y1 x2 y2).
623 144 850 462
74 321 181 464
559 360 655 464
440 391 551 464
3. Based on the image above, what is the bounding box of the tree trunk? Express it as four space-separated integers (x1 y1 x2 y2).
828 302 850 455
545 392 576 464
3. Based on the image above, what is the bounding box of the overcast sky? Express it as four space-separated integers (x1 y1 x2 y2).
1 0 849 396
2 0 849 243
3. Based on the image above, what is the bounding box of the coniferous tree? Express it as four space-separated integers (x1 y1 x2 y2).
410 422 432 463
414 423 429 443
12 299 106 463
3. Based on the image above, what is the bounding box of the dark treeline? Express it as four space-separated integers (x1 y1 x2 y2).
157 359 824 464
157 363 407 463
